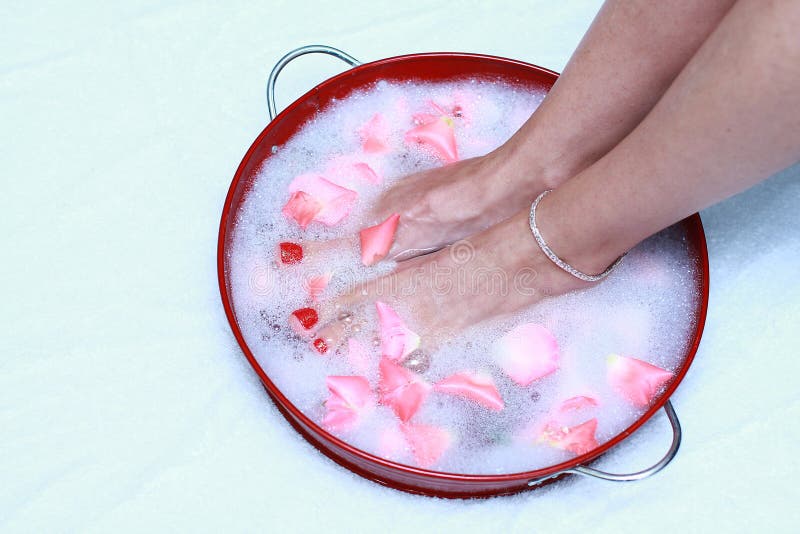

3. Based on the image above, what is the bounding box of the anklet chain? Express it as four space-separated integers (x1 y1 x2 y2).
528 190 624 283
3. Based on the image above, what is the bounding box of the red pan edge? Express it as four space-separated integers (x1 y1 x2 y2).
217 52 710 498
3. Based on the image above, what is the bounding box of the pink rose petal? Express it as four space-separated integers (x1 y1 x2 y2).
404 117 459 163
607 354 673 407
346 338 371 375
427 91 477 123
378 357 431 422
288 174 358 226
412 112 440 125
400 422 452 468
427 101 449 116
359 213 400 266
378 425 408 461
493 323 560 386
281 190 321 229
358 113 391 154
323 375 373 433
352 162 381 185
326 156 382 186
557 395 600 413
435 371 504 411
539 418 599 456
307 272 331 302
375 300 420 361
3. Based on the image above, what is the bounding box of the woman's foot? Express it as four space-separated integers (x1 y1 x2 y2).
363 151 551 261
287 142 568 277
310 209 594 354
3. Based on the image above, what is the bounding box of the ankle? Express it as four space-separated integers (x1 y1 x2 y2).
491 122 593 194
533 187 625 278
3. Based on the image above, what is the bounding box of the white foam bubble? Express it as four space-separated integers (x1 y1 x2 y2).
227 80 699 475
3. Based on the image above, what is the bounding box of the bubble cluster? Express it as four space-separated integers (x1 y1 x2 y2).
228 80 699 474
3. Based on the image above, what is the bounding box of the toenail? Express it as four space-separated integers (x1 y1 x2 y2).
290 307 318 330
279 242 304 265
313 338 328 354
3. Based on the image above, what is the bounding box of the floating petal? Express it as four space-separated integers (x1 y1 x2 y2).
378 425 409 461
281 191 321 229
322 375 373 432
288 174 358 226
351 162 381 185
557 395 599 413
347 338 371 375
607 354 673 407
375 300 420 361
358 113 391 154
493 323 559 386
307 272 331 302
378 357 431 422
360 214 400 266
435 371 504 411
539 418 599 456
404 117 458 163
326 156 382 186
401 422 452 468
412 112 440 125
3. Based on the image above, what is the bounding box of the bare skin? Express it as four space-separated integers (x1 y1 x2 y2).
360 0 738 260
311 0 800 353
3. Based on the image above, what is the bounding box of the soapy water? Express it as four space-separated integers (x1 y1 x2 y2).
227 79 699 474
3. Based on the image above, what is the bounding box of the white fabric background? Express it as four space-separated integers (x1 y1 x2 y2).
2 1 798 532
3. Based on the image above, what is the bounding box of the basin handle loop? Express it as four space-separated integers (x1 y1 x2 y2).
267 45 361 121
528 400 682 487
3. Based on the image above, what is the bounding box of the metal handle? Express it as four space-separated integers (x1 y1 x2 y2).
267 45 361 120
528 400 682 487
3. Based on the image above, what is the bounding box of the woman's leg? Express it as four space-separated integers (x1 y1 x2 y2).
367 0 736 260
538 0 800 275
502 0 737 184
314 0 800 351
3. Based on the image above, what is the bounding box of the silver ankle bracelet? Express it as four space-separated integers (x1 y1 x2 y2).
528 190 624 283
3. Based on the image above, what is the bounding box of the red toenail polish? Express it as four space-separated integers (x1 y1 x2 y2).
313 338 328 354
290 307 318 330
279 242 304 265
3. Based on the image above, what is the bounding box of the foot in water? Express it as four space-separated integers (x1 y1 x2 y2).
308 208 595 355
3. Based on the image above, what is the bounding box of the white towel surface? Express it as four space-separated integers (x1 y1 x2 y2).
2 1 798 532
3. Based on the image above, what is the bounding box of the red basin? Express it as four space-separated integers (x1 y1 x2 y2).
217 51 709 498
